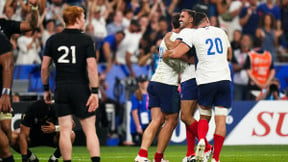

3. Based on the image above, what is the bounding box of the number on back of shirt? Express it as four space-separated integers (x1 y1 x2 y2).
158 47 164 62
57 45 76 64
206 37 223 55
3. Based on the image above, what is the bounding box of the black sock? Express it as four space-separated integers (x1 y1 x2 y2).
91 156 100 162
21 154 28 162
53 147 61 158
3 156 14 162
27 149 32 158
63 160 71 162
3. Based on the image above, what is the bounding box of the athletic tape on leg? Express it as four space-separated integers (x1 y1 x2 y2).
199 108 212 116
214 107 228 116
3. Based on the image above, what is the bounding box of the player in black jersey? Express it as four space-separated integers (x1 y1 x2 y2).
14 100 75 162
41 6 100 162
0 1 39 161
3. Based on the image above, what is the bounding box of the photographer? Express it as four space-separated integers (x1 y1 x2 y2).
256 78 287 100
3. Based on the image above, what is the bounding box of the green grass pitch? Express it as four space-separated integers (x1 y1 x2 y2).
12 145 288 162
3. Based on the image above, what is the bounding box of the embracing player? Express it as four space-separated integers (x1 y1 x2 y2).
134 13 182 162
164 12 232 162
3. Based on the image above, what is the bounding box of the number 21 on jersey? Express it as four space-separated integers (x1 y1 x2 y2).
206 37 223 55
57 45 76 64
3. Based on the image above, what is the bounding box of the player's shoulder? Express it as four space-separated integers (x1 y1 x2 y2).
180 28 195 34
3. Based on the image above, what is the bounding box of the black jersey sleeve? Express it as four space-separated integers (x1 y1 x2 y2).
21 105 35 128
44 36 53 57
0 19 21 38
85 37 96 59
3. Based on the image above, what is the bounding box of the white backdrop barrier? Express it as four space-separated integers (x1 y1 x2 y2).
170 101 288 145
12 101 288 145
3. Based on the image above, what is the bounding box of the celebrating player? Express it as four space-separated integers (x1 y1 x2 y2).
165 9 212 162
164 12 232 162
134 13 182 162
41 6 100 162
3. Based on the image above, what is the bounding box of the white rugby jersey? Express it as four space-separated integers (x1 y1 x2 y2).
151 32 180 86
180 27 231 85
181 63 196 83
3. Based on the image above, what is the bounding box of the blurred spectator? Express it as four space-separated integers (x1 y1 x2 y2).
232 34 251 100
122 9 134 29
88 5 108 40
193 0 218 27
12 93 20 103
106 10 125 35
256 78 287 100
55 24 64 33
130 74 150 146
115 19 142 77
150 17 168 45
16 29 42 65
100 31 126 72
40 18 55 46
244 39 276 100
280 0 288 50
239 0 260 38
257 0 282 30
216 0 244 41
230 29 242 50
45 0 67 24
256 13 282 62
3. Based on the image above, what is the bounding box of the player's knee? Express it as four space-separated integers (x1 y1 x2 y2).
180 112 191 124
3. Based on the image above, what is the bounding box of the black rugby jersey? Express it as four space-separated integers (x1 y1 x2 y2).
44 29 96 85
0 19 21 39
21 100 57 135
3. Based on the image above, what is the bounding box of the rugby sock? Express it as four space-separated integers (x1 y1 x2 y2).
213 134 225 161
198 119 209 140
63 160 71 162
26 150 32 158
2 156 14 162
21 155 28 162
91 156 100 162
138 148 148 158
154 152 163 162
186 120 198 156
53 147 61 158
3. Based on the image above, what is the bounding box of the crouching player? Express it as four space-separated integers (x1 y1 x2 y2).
14 99 75 162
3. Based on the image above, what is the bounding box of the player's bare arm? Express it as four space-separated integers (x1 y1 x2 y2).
19 124 31 155
164 32 181 50
163 43 190 59
41 56 53 104
86 57 99 112
0 51 14 113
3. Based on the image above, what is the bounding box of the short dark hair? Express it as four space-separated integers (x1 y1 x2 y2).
181 9 196 19
194 12 208 26
172 13 180 29
116 30 125 37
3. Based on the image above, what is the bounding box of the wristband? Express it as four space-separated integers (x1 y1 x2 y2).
55 125 60 132
43 84 49 91
2 88 11 95
91 87 99 94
